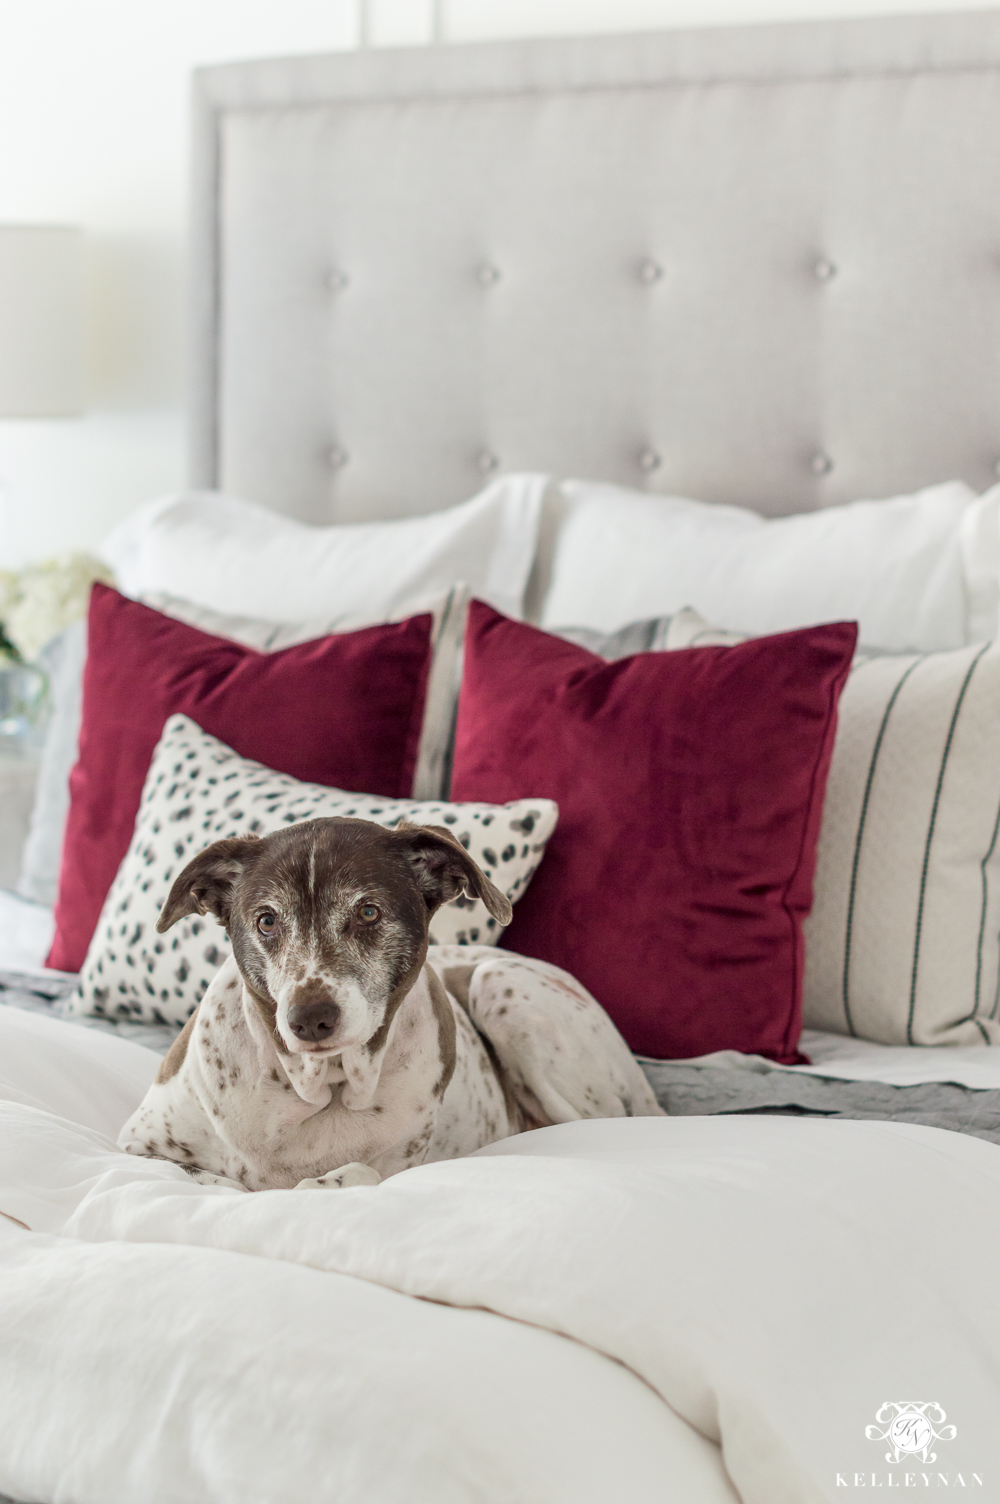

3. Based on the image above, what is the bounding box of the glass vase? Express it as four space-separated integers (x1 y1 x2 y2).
0 660 49 756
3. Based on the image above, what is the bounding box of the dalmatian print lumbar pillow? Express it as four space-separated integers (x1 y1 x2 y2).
70 714 558 1028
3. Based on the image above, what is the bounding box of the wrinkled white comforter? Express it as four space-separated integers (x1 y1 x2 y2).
1 1006 999 1504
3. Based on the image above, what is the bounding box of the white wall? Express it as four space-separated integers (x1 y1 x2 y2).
0 0 995 565
0 1 359 567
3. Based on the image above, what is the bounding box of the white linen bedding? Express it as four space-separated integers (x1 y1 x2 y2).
662 1031 1000 1091
0 1006 156 1138
1 1007 999 1503
795 1029 1000 1089
0 1191 732 1504
0 1007 733 1504
0 891 55 977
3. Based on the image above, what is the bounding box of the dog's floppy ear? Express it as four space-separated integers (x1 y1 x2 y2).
396 823 512 925
156 835 261 933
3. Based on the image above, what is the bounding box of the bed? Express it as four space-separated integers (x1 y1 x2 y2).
4 9 1000 1502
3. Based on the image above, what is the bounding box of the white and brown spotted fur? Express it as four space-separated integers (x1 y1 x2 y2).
119 818 662 1191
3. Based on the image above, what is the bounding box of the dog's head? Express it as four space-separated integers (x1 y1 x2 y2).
157 818 511 1057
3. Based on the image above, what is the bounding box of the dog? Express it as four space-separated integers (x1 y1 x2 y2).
118 817 663 1191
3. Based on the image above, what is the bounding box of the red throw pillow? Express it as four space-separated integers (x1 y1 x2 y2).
48 584 432 973
450 601 857 1061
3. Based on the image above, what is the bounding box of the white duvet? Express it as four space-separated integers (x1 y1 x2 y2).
1 1005 999 1504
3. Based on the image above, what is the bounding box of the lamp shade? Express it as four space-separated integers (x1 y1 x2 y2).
0 226 84 417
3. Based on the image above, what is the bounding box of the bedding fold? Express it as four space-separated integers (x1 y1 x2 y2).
2 1107 998 1501
0 1217 726 1504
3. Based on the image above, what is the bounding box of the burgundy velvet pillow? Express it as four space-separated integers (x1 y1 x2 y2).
48 584 432 973
450 601 857 1061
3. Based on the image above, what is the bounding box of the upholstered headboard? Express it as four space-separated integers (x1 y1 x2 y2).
191 10 1000 524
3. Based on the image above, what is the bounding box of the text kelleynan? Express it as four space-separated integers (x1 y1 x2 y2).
836 1474 984 1489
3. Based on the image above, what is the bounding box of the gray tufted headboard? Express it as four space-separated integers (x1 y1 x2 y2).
191 9 1000 525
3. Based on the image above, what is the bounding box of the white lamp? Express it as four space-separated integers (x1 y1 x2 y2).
0 226 84 417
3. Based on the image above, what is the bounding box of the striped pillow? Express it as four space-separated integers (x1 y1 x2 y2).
653 611 1000 1046
801 642 1000 1046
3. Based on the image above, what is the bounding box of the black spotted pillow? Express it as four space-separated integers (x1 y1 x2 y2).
70 715 558 1027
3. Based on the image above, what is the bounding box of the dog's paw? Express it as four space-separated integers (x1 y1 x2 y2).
183 1166 249 1191
295 1162 382 1190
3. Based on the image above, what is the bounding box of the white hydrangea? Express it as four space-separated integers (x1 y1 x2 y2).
0 572 20 622
4 553 113 663
0 572 21 664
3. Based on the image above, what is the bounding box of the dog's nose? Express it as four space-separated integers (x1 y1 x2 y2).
287 999 341 1044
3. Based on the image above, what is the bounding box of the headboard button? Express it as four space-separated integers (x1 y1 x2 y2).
476 448 499 475
476 264 501 287
325 443 349 471
638 259 663 285
810 451 833 476
325 268 349 292
814 258 837 282
638 447 662 473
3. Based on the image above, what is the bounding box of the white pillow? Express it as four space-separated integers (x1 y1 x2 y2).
101 474 547 625
71 716 558 1028
540 479 1000 651
631 606 1000 1048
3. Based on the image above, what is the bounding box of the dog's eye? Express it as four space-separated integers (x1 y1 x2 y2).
358 904 380 924
257 912 277 935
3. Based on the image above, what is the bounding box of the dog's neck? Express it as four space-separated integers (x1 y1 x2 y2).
238 974 426 1111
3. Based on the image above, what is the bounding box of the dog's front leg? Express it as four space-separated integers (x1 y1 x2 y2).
288 1044 388 1187
294 1162 382 1190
